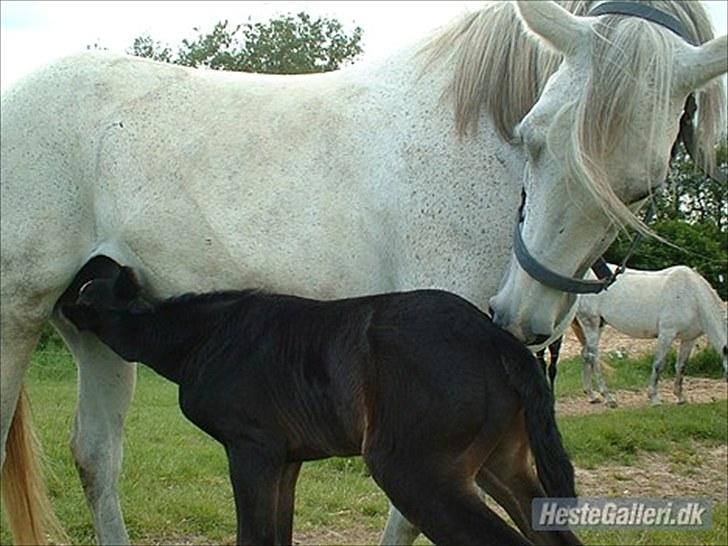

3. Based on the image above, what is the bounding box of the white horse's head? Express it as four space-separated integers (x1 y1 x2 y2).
489 0 727 345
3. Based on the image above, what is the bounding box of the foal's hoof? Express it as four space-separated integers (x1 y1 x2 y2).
650 397 662 406
606 398 618 409
676 397 687 405
588 396 602 405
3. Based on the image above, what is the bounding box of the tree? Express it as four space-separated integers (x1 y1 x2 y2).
605 142 727 298
656 142 727 231
128 12 363 74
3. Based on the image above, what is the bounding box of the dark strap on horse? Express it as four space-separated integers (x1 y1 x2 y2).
513 219 615 294
587 1 697 45
513 189 656 294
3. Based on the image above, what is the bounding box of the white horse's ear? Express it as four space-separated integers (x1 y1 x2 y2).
676 35 728 92
515 0 591 56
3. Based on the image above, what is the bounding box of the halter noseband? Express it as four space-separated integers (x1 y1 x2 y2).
513 1 703 295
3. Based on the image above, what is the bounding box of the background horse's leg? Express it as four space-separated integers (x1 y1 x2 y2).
673 339 696 405
648 330 676 406
380 504 421 546
53 316 136 545
577 317 603 404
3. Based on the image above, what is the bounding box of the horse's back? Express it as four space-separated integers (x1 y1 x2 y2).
579 266 715 339
0 52 404 300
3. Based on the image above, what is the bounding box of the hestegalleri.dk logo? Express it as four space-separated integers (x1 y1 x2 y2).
532 498 713 530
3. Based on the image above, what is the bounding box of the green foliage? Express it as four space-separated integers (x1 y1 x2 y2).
657 143 727 231
604 218 727 299
605 142 727 298
128 13 363 74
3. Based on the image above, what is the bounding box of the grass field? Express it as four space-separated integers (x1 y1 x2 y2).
1 337 726 545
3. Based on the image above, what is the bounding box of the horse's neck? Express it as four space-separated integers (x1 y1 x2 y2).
693 279 728 351
134 296 243 383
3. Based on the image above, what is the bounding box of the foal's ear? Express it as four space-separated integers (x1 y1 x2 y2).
61 304 99 332
114 266 142 301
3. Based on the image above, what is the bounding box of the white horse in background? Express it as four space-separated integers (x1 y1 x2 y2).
1 0 726 544
576 265 728 406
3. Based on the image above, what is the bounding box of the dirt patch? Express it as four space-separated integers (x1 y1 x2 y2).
558 324 692 361
294 526 381 545
575 444 728 502
557 377 728 417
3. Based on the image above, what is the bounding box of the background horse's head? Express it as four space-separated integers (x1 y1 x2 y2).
489 0 727 345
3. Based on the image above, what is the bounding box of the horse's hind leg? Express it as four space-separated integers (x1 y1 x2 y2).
648 330 676 406
673 339 695 405
52 315 136 545
380 505 421 545
0 314 55 545
475 414 581 545
368 450 530 545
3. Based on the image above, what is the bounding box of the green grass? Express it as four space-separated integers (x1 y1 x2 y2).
552 346 724 399
1 340 726 545
558 402 727 468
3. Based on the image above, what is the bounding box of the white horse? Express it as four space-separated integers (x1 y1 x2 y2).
1 1 726 544
576 264 728 407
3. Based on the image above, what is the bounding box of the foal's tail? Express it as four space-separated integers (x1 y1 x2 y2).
1 386 65 545
499 336 576 499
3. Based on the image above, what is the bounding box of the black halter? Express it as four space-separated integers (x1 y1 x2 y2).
513 2 707 295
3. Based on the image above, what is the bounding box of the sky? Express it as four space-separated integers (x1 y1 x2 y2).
1 1 727 92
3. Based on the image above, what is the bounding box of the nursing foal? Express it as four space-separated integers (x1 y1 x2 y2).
62 265 578 546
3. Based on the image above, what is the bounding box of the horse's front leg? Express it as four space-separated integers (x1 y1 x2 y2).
648 330 676 406
226 440 286 545
673 339 695 404
275 462 302 545
380 504 421 546
53 317 136 545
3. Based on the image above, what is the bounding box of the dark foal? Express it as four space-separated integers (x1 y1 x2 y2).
62 265 580 546
536 338 563 390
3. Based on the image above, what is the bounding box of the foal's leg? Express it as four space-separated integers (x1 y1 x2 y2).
475 413 582 546
226 441 285 545
53 317 136 545
368 450 529 546
648 330 676 406
275 462 302 545
673 339 695 405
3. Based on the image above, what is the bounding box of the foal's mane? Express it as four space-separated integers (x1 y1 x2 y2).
423 1 726 232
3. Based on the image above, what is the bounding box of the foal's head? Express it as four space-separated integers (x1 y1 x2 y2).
61 266 151 341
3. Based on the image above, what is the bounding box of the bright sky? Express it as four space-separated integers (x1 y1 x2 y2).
1 1 727 92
